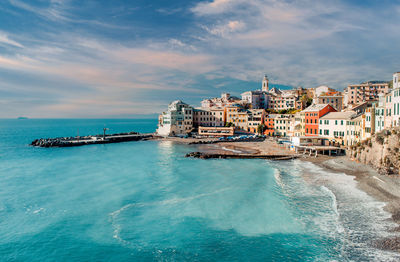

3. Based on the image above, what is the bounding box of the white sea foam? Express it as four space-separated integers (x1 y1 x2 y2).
109 187 234 247
289 160 400 261
221 146 243 154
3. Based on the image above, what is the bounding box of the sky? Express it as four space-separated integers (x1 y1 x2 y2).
0 0 399 118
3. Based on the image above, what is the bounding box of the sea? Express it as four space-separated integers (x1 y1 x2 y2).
0 119 400 261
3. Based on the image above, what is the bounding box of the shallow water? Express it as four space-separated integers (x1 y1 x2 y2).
0 119 399 261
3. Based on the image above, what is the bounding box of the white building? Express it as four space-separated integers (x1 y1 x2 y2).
375 94 385 133
314 85 336 97
273 114 294 137
318 111 356 145
241 90 269 109
157 100 193 136
392 72 400 126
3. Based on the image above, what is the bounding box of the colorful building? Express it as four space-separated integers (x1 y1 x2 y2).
303 104 337 136
344 81 389 106
315 92 343 111
264 114 275 136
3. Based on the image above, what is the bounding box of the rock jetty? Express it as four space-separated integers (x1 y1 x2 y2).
31 132 153 148
185 151 298 160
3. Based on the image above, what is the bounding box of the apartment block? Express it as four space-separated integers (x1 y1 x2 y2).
303 104 337 136
345 81 389 106
157 100 193 136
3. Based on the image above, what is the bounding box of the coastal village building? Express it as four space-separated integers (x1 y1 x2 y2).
193 107 225 128
392 72 400 126
264 114 275 136
344 81 389 106
293 112 305 137
384 92 393 129
273 114 294 137
345 115 363 146
247 109 265 133
157 100 193 136
315 92 343 111
269 92 299 110
201 93 241 108
241 90 269 109
303 104 337 136
198 126 234 137
318 111 356 145
314 86 337 97
225 106 249 131
364 106 375 137
374 94 386 133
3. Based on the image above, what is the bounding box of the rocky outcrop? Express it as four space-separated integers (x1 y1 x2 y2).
348 128 400 175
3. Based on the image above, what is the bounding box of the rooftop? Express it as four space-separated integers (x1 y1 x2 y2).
320 111 356 120
302 103 331 112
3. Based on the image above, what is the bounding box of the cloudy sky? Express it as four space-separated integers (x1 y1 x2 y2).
0 0 399 118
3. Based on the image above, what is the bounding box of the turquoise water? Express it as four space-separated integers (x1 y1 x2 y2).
0 119 399 261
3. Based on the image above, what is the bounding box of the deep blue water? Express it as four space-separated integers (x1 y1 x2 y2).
0 119 399 261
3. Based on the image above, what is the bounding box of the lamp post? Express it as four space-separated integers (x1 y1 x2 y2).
103 127 109 140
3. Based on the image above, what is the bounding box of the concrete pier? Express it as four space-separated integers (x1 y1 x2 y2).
31 132 154 148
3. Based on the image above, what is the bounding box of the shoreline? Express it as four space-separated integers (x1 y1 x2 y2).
160 136 400 252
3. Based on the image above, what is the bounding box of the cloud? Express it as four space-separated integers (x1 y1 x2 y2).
191 0 246 15
204 20 246 37
0 31 23 48
189 0 400 89
1 0 400 118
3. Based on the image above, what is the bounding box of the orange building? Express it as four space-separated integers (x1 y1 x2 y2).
264 114 277 136
303 104 336 136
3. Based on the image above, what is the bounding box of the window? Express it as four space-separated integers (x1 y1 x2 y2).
341 120 343 125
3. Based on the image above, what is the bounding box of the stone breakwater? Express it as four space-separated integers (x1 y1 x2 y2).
31 132 154 147
185 151 298 160
188 137 266 145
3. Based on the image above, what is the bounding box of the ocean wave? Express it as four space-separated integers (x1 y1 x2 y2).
109 187 233 247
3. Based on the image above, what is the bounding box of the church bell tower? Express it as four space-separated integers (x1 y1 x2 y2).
262 74 269 92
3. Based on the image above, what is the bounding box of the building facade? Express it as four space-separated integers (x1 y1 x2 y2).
157 100 193 136
316 93 343 111
318 111 356 145
374 94 385 133
193 107 225 128
241 90 269 109
384 92 393 129
345 81 389 106
392 72 400 126
303 104 337 136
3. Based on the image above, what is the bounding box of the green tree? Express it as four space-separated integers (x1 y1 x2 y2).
225 122 234 127
257 124 266 135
